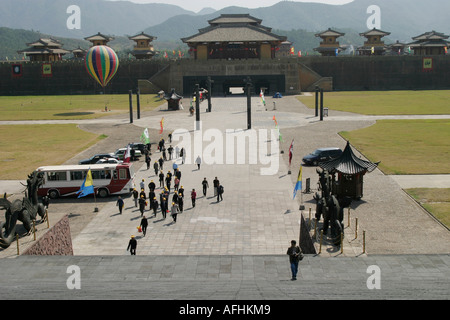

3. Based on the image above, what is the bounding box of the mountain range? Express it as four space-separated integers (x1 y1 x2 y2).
0 0 449 58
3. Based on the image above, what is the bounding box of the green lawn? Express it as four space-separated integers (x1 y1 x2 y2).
0 94 164 120
0 124 103 180
406 188 450 229
340 119 450 175
298 90 450 115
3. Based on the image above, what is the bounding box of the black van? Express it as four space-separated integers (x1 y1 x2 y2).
302 147 342 166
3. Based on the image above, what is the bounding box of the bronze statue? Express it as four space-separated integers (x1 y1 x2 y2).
314 168 349 247
0 171 46 248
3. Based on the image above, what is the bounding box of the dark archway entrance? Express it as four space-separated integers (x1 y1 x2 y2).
183 75 285 97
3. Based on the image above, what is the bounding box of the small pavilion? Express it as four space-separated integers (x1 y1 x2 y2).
319 141 379 199
314 28 345 56
84 32 114 47
357 28 390 56
408 31 450 55
128 32 157 59
182 14 287 60
17 38 70 61
164 89 183 110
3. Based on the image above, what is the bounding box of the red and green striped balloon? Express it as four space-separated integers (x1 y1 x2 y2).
85 45 119 88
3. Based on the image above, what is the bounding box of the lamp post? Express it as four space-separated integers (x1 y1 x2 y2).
129 90 133 124
195 83 200 130
207 76 214 112
244 77 252 130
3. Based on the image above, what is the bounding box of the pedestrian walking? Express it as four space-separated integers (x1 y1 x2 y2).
286 240 303 281
178 185 185 199
132 188 139 207
217 184 224 202
202 177 209 196
162 146 167 161
180 147 186 164
140 216 148 236
116 196 124 214
195 155 202 170
213 177 220 196
171 202 179 223
145 154 151 170
148 180 156 192
153 161 159 176
140 179 145 192
139 195 146 217
152 197 158 217
139 188 146 200
161 197 167 219
178 194 184 213
127 235 137 255
165 173 172 192
175 168 181 181
191 189 197 208
168 145 174 160
158 156 164 170
174 177 180 191
159 171 165 188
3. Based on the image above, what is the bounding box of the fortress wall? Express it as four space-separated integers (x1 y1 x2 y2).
1 56 449 96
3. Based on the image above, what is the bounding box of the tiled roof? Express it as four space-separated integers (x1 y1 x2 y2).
319 141 379 175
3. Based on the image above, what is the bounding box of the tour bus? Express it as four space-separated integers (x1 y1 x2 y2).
36 163 135 199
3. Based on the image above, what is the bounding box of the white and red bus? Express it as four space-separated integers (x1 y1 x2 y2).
36 163 135 199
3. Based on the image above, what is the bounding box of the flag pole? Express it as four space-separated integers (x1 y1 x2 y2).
94 187 98 212
92 166 98 212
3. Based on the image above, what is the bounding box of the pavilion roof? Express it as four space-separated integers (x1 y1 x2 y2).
315 28 345 38
129 32 157 41
359 28 391 37
84 32 114 42
182 23 286 44
412 30 449 41
319 141 379 175
208 14 262 26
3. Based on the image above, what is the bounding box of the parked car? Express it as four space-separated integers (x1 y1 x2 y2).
96 158 122 164
302 147 342 166
114 148 142 160
129 143 148 154
78 153 117 165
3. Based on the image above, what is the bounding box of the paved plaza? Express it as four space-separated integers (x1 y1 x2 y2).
0 94 449 300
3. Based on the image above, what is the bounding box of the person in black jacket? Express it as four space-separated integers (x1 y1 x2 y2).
202 178 209 196
138 195 146 217
140 216 148 237
286 240 302 281
127 235 137 255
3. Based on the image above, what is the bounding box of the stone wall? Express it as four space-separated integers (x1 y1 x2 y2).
23 215 73 256
1 55 450 95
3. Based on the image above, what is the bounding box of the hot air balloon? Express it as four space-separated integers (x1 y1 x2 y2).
85 45 119 88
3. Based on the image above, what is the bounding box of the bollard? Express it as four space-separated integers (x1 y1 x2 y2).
308 208 312 229
16 234 19 255
340 233 344 254
363 230 366 254
313 219 317 238
355 217 358 239
347 207 351 227
319 230 323 254
46 209 49 229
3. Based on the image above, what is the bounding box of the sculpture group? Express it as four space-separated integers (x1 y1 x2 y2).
313 168 351 246
0 171 47 248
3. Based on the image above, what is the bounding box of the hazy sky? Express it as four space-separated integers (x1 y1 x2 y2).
107 0 354 13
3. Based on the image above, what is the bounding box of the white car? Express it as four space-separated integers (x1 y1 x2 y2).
114 148 142 160
96 158 123 164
